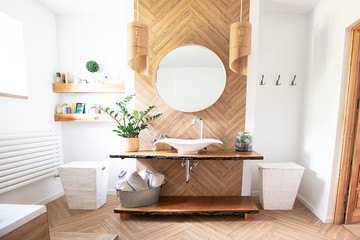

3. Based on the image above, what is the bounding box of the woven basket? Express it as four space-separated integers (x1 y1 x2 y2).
258 162 304 210
58 161 109 210
120 137 139 152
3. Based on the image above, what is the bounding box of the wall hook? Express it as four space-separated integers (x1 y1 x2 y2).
275 75 281 86
260 75 265 85
291 75 297 86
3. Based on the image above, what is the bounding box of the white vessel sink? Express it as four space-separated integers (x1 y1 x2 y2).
155 138 223 154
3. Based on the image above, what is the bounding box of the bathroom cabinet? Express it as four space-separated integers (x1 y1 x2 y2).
111 150 263 220
52 83 125 122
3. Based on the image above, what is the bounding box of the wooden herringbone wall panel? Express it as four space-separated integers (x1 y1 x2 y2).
135 0 249 196
137 159 243 196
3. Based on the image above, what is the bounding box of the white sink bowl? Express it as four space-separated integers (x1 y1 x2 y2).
155 138 223 154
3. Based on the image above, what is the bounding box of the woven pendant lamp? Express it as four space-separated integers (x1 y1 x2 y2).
229 0 251 75
127 0 149 76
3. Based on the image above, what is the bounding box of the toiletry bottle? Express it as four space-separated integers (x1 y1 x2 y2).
153 133 157 151
67 72 71 83
65 72 70 83
55 72 61 83
61 73 66 83
62 104 68 114
70 103 76 113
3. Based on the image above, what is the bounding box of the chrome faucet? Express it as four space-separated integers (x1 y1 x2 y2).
192 116 203 139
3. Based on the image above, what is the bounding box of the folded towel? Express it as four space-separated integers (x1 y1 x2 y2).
115 180 134 191
138 169 150 185
149 172 165 188
126 171 149 191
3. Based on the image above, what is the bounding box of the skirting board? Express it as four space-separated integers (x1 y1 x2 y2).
297 194 332 223
107 189 116 195
251 190 259 196
250 191 331 223
36 190 64 205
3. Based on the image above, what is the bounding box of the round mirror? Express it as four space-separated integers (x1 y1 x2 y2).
155 45 226 112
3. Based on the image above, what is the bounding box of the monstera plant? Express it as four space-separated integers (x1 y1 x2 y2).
92 94 162 151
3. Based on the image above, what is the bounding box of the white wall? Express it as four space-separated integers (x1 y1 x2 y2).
56 3 136 193
0 0 63 204
297 0 360 223
248 13 308 194
243 0 260 196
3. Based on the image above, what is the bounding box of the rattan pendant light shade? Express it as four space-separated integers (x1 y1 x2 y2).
127 21 149 75
229 0 252 75
127 0 149 76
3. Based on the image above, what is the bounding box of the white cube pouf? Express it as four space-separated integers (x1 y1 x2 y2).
257 162 304 210
58 161 109 210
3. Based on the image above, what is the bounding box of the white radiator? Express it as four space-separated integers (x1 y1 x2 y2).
0 131 63 194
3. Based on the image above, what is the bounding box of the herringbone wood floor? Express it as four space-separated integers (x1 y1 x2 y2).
47 195 357 240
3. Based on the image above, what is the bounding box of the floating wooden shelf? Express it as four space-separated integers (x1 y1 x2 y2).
114 196 258 220
54 113 113 122
52 83 125 93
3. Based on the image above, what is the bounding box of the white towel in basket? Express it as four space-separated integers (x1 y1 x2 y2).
126 172 149 191
116 180 134 191
138 169 150 185
149 172 165 188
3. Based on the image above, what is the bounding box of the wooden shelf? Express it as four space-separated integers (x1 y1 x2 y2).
114 196 258 220
52 83 125 93
54 113 113 122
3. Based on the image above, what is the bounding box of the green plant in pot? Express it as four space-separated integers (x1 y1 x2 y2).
86 60 99 82
92 94 162 152
235 132 252 152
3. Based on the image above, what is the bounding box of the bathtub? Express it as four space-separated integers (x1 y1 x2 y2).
0 204 48 239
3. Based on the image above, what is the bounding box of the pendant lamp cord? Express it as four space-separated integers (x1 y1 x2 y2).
137 0 139 22
240 0 243 22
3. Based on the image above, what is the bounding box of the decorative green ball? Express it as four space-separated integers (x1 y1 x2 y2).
86 60 99 73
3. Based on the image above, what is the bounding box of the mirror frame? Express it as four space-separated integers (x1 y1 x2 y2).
153 44 227 112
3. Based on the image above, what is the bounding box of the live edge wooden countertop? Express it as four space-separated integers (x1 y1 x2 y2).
110 149 263 160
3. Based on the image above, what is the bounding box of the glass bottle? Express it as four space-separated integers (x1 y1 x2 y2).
235 131 252 152
55 72 61 83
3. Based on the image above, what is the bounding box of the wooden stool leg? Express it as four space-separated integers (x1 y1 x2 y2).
244 213 254 220
120 213 130 220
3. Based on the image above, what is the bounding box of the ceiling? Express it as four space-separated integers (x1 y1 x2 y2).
36 0 322 15
260 0 322 14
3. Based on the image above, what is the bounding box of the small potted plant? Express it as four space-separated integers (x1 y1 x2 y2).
235 131 252 152
92 94 162 151
86 60 99 83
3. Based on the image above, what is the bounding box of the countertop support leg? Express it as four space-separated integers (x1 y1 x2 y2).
120 213 130 220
